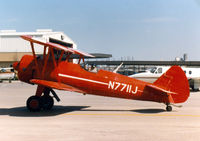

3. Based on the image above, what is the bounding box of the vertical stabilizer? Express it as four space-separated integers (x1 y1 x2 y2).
153 66 190 103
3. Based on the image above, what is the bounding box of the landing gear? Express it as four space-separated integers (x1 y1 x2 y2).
26 96 42 112
166 105 172 112
27 95 54 111
26 87 59 112
40 95 54 110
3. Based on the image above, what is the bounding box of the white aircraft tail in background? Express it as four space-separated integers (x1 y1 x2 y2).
129 66 200 91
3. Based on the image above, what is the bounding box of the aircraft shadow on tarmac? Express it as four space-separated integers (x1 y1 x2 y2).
0 106 165 117
131 109 165 113
0 106 90 117
82 109 165 114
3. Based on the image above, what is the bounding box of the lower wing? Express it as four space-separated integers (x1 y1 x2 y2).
30 79 85 93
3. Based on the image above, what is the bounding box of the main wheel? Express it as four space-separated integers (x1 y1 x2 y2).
166 105 172 112
40 95 54 110
26 96 42 112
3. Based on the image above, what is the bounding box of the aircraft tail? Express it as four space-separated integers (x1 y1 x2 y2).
153 66 190 104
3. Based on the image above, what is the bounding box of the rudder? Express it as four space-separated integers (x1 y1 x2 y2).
153 66 190 103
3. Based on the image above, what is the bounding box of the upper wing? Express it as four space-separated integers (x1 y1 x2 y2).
30 79 86 93
21 35 94 57
21 35 73 53
47 42 94 57
69 48 94 58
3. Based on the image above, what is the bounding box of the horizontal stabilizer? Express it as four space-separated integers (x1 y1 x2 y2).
146 84 177 95
30 79 85 93
142 66 189 104
145 84 176 103
153 66 190 103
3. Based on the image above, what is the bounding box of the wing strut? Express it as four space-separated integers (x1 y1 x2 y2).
30 42 40 77
42 47 51 79
78 55 85 64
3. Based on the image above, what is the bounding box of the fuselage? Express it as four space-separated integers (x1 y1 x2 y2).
14 55 168 103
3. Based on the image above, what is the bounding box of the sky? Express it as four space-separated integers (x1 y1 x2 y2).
0 0 200 61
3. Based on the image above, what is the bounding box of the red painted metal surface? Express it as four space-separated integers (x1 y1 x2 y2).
13 35 190 108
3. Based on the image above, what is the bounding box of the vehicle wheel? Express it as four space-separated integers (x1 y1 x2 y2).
41 95 54 110
193 88 199 91
166 105 172 112
26 96 42 112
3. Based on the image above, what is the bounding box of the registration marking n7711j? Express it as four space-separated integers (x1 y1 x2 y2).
108 81 138 94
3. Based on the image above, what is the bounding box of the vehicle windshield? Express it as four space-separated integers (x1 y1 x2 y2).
150 67 157 73
81 63 98 73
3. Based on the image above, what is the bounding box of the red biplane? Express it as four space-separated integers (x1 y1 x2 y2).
13 35 190 112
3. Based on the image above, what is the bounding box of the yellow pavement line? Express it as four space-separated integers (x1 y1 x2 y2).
61 113 200 117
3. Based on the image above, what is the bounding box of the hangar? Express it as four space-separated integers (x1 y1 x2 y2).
0 29 77 67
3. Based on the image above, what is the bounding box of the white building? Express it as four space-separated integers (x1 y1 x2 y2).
0 29 77 67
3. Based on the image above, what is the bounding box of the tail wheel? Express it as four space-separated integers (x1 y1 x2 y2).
26 96 42 112
166 105 172 112
41 95 54 110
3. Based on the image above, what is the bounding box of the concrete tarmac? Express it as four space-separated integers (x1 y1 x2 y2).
0 82 200 141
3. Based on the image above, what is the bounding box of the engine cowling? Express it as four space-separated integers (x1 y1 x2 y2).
13 55 35 83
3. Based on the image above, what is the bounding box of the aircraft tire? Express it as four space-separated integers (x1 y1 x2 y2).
40 95 54 110
166 105 172 112
26 96 42 112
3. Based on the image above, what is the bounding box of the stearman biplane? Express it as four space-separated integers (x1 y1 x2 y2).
13 35 190 112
